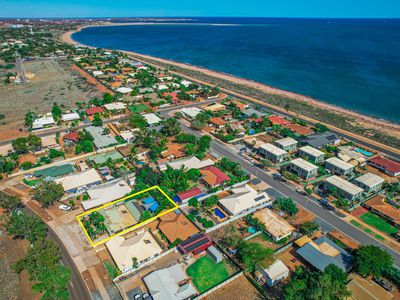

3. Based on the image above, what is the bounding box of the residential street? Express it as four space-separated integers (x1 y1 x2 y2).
177 122 400 267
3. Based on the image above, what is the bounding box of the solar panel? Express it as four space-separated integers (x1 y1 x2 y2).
184 238 209 252
180 233 203 247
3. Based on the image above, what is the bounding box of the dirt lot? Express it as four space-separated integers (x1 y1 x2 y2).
204 274 263 300
0 59 101 140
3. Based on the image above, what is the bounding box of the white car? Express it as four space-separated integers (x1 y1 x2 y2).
24 174 33 179
59 204 71 211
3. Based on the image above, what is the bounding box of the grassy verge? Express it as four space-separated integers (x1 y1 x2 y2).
359 212 398 235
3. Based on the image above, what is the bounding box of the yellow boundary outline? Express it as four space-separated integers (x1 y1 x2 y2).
76 185 179 247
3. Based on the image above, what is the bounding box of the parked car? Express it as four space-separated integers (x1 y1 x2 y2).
59 204 71 211
319 199 335 211
24 173 33 179
296 188 307 195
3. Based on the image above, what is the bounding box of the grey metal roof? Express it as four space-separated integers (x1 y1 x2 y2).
243 108 266 117
85 126 118 149
296 236 352 272
301 132 339 149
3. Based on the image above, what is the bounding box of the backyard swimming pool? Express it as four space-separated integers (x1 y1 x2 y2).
214 208 225 219
248 227 257 234
355 148 373 157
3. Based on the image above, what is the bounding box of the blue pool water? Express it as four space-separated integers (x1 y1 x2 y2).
214 208 225 219
73 18 400 123
355 148 374 157
248 227 257 234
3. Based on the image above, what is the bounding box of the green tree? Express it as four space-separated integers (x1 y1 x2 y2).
129 113 147 129
27 134 42 150
299 221 320 236
184 143 197 155
12 137 28 154
0 193 21 212
238 241 274 271
314 123 329 133
198 135 211 153
354 245 393 278
140 210 152 222
273 198 299 216
161 118 181 136
49 148 64 159
51 103 62 120
187 168 201 181
6 212 47 243
188 197 199 208
102 92 113 104
34 181 64 208
92 113 103 126
132 257 138 269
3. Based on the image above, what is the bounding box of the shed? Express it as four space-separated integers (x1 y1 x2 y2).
207 245 223 263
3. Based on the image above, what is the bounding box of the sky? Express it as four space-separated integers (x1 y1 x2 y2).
0 0 400 18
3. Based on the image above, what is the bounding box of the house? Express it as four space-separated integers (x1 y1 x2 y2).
85 126 117 149
258 143 288 163
298 145 325 164
353 173 384 194
324 175 364 201
176 187 204 204
363 195 400 227
158 211 199 243
300 132 340 149
83 180 131 210
219 183 271 216
103 102 127 112
63 131 79 144
159 156 214 172
203 103 226 112
367 156 400 177
85 106 104 116
181 79 192 87
178 233 213 255
161 143 185 159
106 230 162 273
209 117 226 128
41 135 59 149
34 163 75 179
296 236 353 272
32 114 55 130
116 87 133 94
325 157 354 176
253 208 295 241
231 100 249 110
181 107 202 119
143 113 162 126
207 245 223 263
87 151 123 164
162 92 179 102
243 108 266 118
142 196 159 212
143 264 197 300
200 166 230 188
255 259 289 287
290 158 319 180
61 112 80 122
274 137 298 152
268 115 291 126
54 168 102 193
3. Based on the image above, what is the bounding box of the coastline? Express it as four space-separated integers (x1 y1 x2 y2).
61 24 400 143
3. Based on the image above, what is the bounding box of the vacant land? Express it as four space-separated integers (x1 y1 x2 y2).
186 255 234 293
0 59 101 140
359 212 398 235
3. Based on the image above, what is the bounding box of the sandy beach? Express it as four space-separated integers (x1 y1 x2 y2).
61 24 400 144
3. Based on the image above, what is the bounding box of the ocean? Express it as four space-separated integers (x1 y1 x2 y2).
72 18 400 123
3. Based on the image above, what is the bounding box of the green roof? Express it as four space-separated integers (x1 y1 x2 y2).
87 151 123 165
34 163 75 178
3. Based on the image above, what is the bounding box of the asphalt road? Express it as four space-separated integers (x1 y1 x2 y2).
178 122 400 267
23 206 91 300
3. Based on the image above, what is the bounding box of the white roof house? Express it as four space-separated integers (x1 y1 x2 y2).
55 168 102 193
257 259 289 287
291 158 319 173
116 87 133 94
219 183 271 216
85 126 118 149
106 230 162 273
143 264 197 300
181 80 192 87
143 113 162 126
181 107 202 119
92 70 104 76
274 137 297 150
32 114 55 130
325 175 364 200
353 172 385 192
325 157 354 174
61 112 80 122
158 156 214 171
299 145 325 159
157 84 169 91
253 208 295 241
83 180 131 210
103 102 127 111
259 143 288 157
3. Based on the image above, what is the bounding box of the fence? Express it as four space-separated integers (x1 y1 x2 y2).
193 271 244 300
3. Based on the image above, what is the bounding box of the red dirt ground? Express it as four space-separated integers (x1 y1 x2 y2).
351 206 368 217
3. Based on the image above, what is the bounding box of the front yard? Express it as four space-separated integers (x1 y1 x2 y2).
359 212 398 235
186 255 234 293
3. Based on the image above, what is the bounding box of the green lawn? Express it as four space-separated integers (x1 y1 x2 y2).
128 104 148 113
359 212 398 235
186 255 231 293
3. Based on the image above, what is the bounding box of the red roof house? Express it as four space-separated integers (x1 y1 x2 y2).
268 115 291 126
177 187 203 203
200 166 230 188
85 106 104 116
63 131 79 143
209 117 226 128
178 233 213 255
162 92 179 102
368 157 400 177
